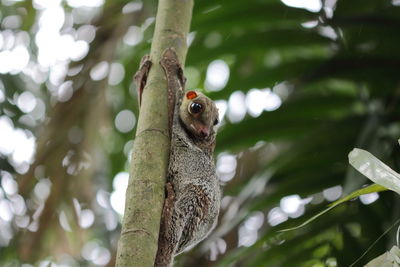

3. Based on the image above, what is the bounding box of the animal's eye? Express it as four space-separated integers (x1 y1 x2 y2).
190 102 203 114
213 118 219 125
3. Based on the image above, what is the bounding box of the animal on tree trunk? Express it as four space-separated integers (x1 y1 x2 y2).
135 49 221 267
155 88 220 267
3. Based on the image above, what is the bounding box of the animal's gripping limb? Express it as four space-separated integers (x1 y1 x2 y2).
160 48 186 132
155 182 176 267
134 54 152 107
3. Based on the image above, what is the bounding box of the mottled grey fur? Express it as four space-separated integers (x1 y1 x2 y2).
155 90 220 267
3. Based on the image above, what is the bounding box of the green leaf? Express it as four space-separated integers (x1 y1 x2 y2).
349 148 400 195
279 184 387 232
329 184 387 207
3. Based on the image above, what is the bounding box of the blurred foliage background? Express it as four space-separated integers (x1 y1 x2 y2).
0 0 400 266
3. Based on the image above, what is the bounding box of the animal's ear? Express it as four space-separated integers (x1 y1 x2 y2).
186 91 197 100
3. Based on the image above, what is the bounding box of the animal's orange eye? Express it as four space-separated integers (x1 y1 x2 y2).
186 91 197 99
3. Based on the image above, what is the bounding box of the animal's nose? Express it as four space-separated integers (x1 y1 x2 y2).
199 128 209 138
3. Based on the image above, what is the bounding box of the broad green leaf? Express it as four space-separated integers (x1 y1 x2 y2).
217 93 357 151
193 1 316 31
349 148 400 195
279 184 387 232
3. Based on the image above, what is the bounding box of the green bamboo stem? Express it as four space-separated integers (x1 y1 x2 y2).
115 0 193 266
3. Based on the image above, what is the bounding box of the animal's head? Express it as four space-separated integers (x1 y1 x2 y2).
179 90 219 141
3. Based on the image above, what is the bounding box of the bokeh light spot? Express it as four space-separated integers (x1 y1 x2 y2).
123 26 143 46
280 0 322 12
323 185 342 202
227 91 246 123
205 59 229 91
360 192 379 205
90 61 109 81
115 110 136 133
110 172 129 215
108 63 125 86
17 92 37 113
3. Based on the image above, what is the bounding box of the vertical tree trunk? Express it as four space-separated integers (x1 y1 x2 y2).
116 0 193 266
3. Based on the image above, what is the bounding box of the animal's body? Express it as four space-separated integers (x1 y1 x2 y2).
155 90 220 267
